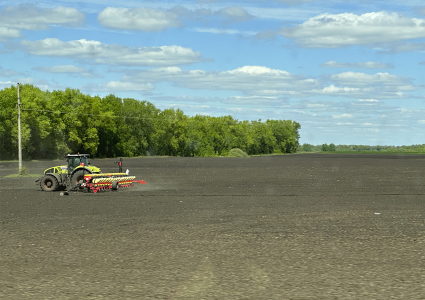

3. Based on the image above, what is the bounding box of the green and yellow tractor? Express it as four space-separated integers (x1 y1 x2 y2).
36 154 146 193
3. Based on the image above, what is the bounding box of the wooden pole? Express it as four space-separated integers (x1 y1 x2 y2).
17 83 22 173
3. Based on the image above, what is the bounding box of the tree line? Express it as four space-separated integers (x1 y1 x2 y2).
0 84 301 160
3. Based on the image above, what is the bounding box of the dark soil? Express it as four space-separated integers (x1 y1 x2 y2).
1 154 425 299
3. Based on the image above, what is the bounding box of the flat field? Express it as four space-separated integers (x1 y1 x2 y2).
1 154 425 299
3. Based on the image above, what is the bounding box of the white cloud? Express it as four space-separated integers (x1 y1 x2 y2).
321 61 394 69
333 113 353 119
293 99 402 119
0 4 84 41
397 108 421 113
317 73 418 98
123 65 320 96
273 0 314 3
327 73 419 98
221 95 283 105
108 66 422 99
82 81 154 93
97 5 253 32
151 95 218 104
0 4 84 31
0 27 21 41
330 72 412 87
98 7 182 32
358 99 379 102
0 80 14 89
384 42 425 53
293 109 317 116
80 72 103 78
172 5 255 23
215 6 254 22
321 85 360 94
193 27 257 35
279 12 425 48
151 94 286 106
196 0 314 4
33 65 85 73
14 77 53 90
20 38 205 66
227 107 243 112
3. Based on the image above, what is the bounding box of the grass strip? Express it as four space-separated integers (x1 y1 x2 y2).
4 174 40 178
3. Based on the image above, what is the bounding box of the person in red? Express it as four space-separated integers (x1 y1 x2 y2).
116 158 123 173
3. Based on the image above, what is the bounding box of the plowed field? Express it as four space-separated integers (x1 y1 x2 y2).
1 154 425 299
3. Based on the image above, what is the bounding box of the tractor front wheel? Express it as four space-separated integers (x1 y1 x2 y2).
40 176 58 192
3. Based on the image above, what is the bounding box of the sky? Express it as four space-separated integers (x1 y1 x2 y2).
0 0 424 146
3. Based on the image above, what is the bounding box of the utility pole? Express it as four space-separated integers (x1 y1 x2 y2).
17 83 22 173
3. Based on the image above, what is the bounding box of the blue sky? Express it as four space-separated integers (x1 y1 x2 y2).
0 0 424 146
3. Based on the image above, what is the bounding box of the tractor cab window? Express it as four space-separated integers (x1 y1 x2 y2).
67 156 89 172
68 157 79 172
80 156 89 166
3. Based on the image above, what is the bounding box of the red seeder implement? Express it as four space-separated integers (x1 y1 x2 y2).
83 173 146 193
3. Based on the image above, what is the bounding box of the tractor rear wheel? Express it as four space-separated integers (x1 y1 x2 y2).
40 176 58 192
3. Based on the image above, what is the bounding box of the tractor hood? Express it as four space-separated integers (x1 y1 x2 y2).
44 165 68 175
74 165 101 173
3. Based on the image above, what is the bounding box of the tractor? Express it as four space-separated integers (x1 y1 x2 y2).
36 154 146 193
36 154 100 191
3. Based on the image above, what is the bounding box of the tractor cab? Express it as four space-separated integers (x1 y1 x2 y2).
66 154 90 174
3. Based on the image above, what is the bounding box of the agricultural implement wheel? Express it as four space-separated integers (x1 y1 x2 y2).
40 176 58 192
112 181 119 190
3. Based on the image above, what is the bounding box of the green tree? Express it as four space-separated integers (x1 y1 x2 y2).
96 94 124 158
118 98 159 157
228 120 252 153
0 85 304 159
184 115 215 157
154 108 189 156
266 119 301 153
247 121 276 155
321 143 329 151
0 84 55 159
51 88 101 156
0 85 21 160
302 143 313 152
